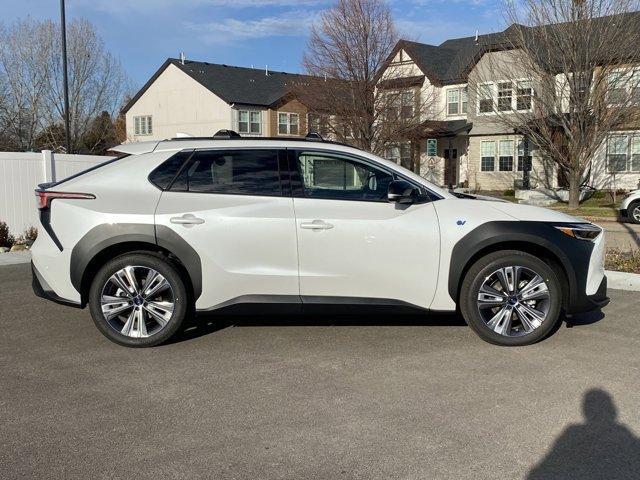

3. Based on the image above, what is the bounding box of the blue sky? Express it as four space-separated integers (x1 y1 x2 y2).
5 0 505 89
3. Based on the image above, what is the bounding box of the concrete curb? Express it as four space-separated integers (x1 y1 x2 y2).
605 270 640 292
0 251 31 266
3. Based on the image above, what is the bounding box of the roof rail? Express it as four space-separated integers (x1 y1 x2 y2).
213 129 241 139
165 130 358 150
305 131 324 141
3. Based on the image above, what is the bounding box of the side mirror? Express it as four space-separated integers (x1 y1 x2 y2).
387 180 418 204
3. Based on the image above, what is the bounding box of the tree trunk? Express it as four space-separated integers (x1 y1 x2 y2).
567 172 581 209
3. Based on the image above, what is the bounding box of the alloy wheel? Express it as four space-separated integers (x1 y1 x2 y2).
633 205 640 223
477 266 551 337
100 266 175 338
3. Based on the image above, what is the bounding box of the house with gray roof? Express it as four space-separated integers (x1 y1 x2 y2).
122 58 324 142
378 17 640 192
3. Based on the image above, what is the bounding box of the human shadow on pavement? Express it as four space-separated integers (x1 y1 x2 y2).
527 389 640 480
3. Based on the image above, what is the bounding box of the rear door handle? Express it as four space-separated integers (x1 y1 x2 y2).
170 214 205 226
300 220 334 230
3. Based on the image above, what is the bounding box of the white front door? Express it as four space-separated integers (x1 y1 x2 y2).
154 148 299 310
291 150 441 309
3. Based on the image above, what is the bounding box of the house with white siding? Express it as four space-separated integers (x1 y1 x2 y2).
377 20 640 192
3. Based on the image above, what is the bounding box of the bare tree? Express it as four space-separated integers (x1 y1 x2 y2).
299 0 437 167
468 0 640 208
0 18 130 153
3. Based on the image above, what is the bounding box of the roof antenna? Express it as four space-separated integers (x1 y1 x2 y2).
180 52 186 65
474 30 479 45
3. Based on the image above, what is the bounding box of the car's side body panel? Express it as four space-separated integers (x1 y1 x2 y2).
154 191 300 310
293 198 441 309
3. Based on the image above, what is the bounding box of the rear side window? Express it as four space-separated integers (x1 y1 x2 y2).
148 150 193 190
170 149 282 196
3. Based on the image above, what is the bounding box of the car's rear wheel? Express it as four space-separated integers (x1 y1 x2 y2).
629 201 640 224
460 250 562 346
88 253 189 347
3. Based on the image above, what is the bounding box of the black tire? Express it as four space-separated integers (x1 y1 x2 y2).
628 201 640 224
459 250 562 346
88 253 189 347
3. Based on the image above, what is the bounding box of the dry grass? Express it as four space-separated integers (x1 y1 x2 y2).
606 249 640 274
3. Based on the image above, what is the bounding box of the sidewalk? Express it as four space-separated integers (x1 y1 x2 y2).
0 251 31 266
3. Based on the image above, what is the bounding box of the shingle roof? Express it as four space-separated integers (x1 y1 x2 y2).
122 59 319 113
397 30 509 86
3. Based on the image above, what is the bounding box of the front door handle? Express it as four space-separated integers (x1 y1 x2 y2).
300 220 334 230
170 214 205 226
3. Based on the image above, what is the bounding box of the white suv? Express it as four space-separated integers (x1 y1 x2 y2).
31 131 609 347
620 189 640 224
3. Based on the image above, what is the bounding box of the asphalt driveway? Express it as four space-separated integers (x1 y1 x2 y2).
1 263 639 479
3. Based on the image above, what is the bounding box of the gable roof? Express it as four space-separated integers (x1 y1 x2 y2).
393 11 640 86
122 59 319 113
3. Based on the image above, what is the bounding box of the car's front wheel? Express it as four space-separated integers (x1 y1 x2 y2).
88 253 189 347
460 250 562 346
628 201 640 224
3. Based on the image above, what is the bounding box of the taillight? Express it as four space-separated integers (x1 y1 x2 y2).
35 190 95 210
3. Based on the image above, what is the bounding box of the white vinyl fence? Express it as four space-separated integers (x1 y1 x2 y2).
0 150 113 235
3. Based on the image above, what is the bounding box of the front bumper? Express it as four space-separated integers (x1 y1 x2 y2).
566 276 609 314
31 261 82 308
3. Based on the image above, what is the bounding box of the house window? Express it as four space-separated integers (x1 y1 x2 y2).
478 84 493 113
308 113 329 136
499 140 514 171
517 138 532 171
401 90 414 119
607 134 640 172
480 141 495 171
278 112 299 135
237 110 261 135
497 82 513 111
607 135 628 172
607 72 627 105
447 89 460 115
447 87 468 115
386 142 411 168
461 87 468 114
516 80 533 110
633 136 640 171
134 116 153 136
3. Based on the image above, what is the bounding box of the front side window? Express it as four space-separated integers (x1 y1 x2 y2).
478 84 493 113
497 82 513 112
134 115 153 136
607 135 628 172
480 141 495 171
237 110 262 135
499 140 514 171
278 112 300 135
171 149 282 196
296 152 394 201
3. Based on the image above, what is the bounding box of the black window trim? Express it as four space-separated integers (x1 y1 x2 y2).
288 148 440 204
157 147 290 198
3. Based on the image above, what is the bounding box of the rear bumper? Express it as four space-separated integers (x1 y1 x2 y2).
566 276 609 314
31 261 83 308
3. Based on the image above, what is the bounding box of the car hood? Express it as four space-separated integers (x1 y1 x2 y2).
480 200 585 223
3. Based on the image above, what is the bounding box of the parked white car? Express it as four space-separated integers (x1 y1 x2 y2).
31 131 609 347
620 189 640 224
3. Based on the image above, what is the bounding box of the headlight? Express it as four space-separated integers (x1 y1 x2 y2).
555 223 602 242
